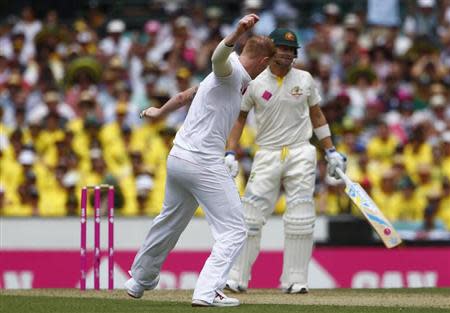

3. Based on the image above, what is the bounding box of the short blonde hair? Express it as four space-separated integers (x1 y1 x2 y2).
242 35 276 59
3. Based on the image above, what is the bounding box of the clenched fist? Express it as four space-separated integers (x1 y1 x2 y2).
139 107 162 120
236 14 259 35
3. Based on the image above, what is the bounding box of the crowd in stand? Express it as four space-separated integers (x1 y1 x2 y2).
0 0 449 234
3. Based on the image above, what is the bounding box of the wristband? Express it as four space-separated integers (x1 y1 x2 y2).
225 151 236 156
314 124 331 140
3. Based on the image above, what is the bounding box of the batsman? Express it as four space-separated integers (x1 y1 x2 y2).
225 28 347 294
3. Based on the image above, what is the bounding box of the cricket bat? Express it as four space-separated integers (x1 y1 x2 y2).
336 168 402 248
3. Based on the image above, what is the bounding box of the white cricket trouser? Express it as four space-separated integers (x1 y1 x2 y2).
130 155 247 303
229 142 316 288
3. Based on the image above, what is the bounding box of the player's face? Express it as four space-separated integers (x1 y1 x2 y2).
273 45 296 67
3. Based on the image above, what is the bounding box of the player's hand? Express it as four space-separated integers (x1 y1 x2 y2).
224 152 239 178
235 14 259 36
139 107 162 120
325 148 347 179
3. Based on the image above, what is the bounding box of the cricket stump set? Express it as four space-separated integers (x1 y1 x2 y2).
80 184 115 290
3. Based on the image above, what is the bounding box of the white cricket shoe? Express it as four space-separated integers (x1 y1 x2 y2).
192 290 240 307
124 274 159 299
224 279 247 293
283 283 309 294
125 278 145 298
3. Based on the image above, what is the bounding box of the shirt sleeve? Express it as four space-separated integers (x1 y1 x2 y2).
211 40 234 77
241 83 255 112
308 73 321 107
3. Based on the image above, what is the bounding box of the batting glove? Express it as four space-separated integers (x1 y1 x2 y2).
224 151 239 178
325 148 347 179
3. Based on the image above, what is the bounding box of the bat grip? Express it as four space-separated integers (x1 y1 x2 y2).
335 168 352 186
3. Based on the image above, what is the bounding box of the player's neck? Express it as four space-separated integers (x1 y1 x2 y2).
239 55 257 79
270 64 290 78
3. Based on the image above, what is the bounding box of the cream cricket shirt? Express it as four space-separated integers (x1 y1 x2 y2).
172 53 251 163
241 67 321 149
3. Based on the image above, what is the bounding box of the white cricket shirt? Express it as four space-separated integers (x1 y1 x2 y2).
172 53 251 163
241 67 321 149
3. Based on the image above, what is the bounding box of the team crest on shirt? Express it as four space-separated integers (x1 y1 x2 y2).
290 86 303 96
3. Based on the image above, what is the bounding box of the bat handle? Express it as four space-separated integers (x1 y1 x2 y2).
335 168 352 186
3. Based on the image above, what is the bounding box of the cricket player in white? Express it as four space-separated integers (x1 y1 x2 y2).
224 28 347 294
124 14 275 307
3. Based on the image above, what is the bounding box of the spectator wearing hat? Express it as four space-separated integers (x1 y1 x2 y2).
164 67 196 129
135 172 155 215
415 162 442 199
411 54 447 108
143 20 164 66
0 73 23 129
130 61 165 114
416 188 447 239
305 13 334 60
372 168 401 220
76 31 97 56
189 3 210 43
334 13 363 58
28 89 75 125
12 6 41 65
67 90 102 134
238 0 276 36
164 16 199 72
404 0 439 42
9 30 32 66
323 3 344 47
99 19 131 63
100 101 134 176
205 6 225 38
429 94 449 132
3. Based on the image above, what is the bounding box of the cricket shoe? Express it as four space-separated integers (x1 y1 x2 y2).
124 275 159 299
283 283 308 294
224 279 247 293
192 290 240 307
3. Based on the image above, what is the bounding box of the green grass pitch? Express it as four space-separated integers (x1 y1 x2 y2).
1 288 449 313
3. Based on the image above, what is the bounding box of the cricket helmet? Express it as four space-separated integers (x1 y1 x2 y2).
269 28 300 48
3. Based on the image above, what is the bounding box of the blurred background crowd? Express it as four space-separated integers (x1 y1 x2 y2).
0 0 449 237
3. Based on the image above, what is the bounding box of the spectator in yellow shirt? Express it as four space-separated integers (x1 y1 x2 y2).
437 178 450 230
441 131 450 179
395 176 427 221
415 163 442 199
367 121 399 166
403 123 433 176
316 176 353 216
372 169 401 221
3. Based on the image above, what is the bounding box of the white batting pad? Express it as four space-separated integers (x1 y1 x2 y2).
281 198 315 288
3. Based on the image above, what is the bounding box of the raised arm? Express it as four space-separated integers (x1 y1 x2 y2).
211 14 259 77
140 86 198 120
